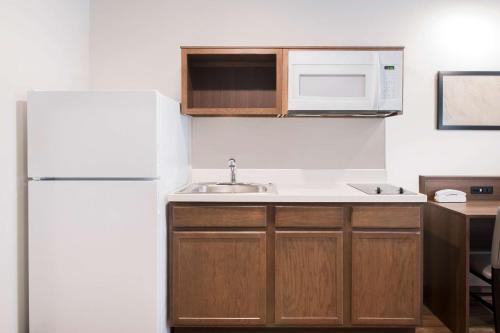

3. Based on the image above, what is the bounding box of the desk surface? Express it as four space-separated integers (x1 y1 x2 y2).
430 200 500 218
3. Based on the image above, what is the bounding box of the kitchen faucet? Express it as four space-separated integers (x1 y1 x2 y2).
228 158 236 184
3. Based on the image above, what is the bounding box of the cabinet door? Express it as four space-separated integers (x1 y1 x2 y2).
275 231 343 325
351 232 421 326
172 231 267 326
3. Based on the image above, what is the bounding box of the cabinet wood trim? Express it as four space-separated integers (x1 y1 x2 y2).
281 49 289 115
275 231 343 325
275 49 283 116
181 48 189 116
352 206 421 229
275 206 344 228
181 48 283 55
172 231 267 326
183 107 281 116
181 46 405 51
172 205 267 228
351 231 421 326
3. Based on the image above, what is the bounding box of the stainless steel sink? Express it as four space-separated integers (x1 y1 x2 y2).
177 182 276 194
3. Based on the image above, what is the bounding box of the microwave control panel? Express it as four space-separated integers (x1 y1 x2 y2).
378 50 403 110
381 65 399 100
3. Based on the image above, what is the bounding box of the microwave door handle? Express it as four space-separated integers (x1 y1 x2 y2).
372 54 381 109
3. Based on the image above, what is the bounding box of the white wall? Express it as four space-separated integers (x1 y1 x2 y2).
0 1 89 332
89 0 500 190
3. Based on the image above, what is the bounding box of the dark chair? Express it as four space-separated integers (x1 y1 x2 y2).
470 208 500 331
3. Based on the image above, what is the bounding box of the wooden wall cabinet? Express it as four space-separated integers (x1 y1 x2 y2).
168 203 422 329
181 48 283 116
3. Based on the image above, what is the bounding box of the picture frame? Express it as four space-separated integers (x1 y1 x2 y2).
437 71 500 130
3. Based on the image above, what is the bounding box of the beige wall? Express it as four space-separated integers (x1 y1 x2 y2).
191 118 385 169
0 1 89 332
89 0 500 190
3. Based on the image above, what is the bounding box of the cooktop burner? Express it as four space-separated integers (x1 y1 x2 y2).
348 183 416 195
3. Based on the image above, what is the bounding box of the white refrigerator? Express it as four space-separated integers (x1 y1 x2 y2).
27 91 190 333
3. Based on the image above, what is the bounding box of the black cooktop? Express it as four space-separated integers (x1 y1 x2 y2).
348 183 416 195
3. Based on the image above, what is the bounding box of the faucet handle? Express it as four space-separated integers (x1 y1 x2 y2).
228 158 236 167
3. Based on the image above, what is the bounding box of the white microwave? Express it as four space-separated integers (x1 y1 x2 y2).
287 50 403 116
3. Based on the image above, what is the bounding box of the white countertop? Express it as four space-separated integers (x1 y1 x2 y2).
167 183 428 203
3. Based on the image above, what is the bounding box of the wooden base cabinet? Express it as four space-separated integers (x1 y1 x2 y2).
171 231 267 326
168 203 422 329
351 232 421 326
275 231 343 325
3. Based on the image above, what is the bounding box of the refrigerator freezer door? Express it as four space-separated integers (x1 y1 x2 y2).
28 91 160 178
29 180 162 333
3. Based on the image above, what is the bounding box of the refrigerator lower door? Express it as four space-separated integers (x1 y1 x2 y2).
29 180 164 333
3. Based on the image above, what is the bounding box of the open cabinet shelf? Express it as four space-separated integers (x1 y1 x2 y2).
181 48 283 116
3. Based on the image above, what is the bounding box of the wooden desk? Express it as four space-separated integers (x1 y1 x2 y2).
430 201 500 218
424 200 499 333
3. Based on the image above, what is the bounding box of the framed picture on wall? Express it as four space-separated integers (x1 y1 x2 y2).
437 71 500 130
